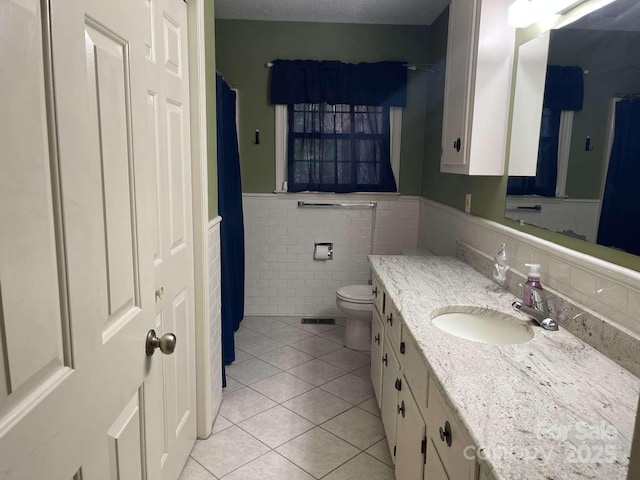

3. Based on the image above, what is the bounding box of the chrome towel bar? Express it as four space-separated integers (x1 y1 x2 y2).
297 201 377 208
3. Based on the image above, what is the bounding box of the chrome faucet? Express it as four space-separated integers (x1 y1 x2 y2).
512 286 559 331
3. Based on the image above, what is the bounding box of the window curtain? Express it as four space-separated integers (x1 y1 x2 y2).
216 74 245 385
270 60 408 107
287 104 396 193
597 97 640 255
508 66 583 196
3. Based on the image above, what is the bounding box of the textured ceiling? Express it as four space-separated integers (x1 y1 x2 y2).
214 0 450 25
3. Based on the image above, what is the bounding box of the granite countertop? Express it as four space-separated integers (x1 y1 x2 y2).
369 255 640 480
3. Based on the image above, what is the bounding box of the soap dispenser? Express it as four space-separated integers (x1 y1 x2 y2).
523 263 543 307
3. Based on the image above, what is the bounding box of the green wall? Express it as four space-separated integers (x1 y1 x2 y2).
215 19 431 194
420 9 640 272
205 0 218 219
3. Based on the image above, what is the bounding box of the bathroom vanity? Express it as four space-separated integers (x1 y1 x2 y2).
368 255 639 480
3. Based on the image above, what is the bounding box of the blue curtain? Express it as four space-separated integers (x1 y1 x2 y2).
597 98 640 255
270 60 408 107
216 75 245 384
508 66 583 196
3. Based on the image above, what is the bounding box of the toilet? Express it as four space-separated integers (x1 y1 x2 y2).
336 285 374 351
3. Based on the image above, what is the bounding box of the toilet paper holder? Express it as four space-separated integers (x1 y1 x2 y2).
314 242 334 260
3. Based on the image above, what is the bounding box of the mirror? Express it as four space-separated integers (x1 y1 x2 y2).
505 0 640 256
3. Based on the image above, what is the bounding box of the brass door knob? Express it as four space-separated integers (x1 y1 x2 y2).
146 329 177 356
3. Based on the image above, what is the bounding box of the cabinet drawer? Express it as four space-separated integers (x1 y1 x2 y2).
381 335 401 463
399 330 428 418
372 274 385 316
384 297 401 348
425 437 450 480
427 379 478 480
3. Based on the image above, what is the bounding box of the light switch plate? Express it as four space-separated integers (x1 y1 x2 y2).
465 194 472 214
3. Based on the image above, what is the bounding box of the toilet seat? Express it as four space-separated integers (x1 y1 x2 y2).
336 285 374 304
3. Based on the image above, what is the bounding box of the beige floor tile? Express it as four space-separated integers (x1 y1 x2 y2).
212 415 234 434
263 326 315 345
283 388 352 424
291 336 344 357
351 364 372 380
222 376 244 393
250 371 314 403
241 316 289 334
322 452 394 480
231 349 253 364
321 373 374 404
320 348 370 371
222 451 314 480
318 326 346 345
322 407 385 450
365 439 394 467
235 333 285 357
218 387 277 423
234 327 261 342
226 357 281 385
276 427 359 478
357 397 381 417
179 458 217 480
297 323 341 335
190 426 269 478
259 346 314 370
287 359 346 386
238 406 314 448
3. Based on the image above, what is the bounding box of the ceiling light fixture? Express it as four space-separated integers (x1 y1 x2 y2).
508 0 586 28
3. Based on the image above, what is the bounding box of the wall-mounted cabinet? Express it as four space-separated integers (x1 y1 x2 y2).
440 0 515 175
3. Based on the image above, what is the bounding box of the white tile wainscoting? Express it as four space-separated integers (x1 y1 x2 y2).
418 197 640 337
243 194 420 317
505 196 601 243
208 217 223 432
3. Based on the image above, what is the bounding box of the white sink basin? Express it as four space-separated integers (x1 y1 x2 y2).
432 309 534 345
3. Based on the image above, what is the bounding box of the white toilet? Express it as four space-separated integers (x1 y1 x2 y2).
336 285 374 351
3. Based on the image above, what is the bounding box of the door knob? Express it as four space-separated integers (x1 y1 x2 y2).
146 329 177 356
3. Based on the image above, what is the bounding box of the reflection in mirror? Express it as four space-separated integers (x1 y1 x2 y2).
505 0 640 256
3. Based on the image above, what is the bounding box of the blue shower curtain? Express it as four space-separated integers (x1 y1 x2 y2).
597 98 640 256
216 74 245 384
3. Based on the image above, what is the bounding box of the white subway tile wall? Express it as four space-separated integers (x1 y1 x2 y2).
209 218 223 418
418 198 640 336
505 197 601 242
243 194 420 317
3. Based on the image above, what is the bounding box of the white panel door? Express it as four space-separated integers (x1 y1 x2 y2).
143 0 197 478
0 0 191 477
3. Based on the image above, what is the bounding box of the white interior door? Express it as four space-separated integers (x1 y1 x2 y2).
142 0 197 478
0 0 195 478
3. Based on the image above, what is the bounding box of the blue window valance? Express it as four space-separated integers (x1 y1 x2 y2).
270 60 408 107
544 65 584 111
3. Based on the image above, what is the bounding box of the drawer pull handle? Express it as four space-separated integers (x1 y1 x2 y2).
400 341 405 354
454 137 461 152
374 334 380 344
382 354 388 366
372 287 378 297
394 378 402 391
439 421 452 447
386 313 393 326
397 401 405 418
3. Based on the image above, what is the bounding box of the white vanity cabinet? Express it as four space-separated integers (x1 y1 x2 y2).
440 0 515 175
370 280 478 480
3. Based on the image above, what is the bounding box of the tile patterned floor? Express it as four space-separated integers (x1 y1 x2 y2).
180 316 394 480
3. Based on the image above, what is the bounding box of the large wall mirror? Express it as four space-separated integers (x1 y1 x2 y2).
505 0 640 256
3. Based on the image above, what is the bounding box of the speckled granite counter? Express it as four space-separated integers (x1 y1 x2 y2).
369 255 639 480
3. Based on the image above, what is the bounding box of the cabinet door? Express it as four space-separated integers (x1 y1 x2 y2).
371 309 385 409
441 0 477 168
425 438 450 480
381 336 401 463
396 378 427 480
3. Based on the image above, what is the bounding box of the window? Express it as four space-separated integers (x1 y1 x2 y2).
275 104 402 193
